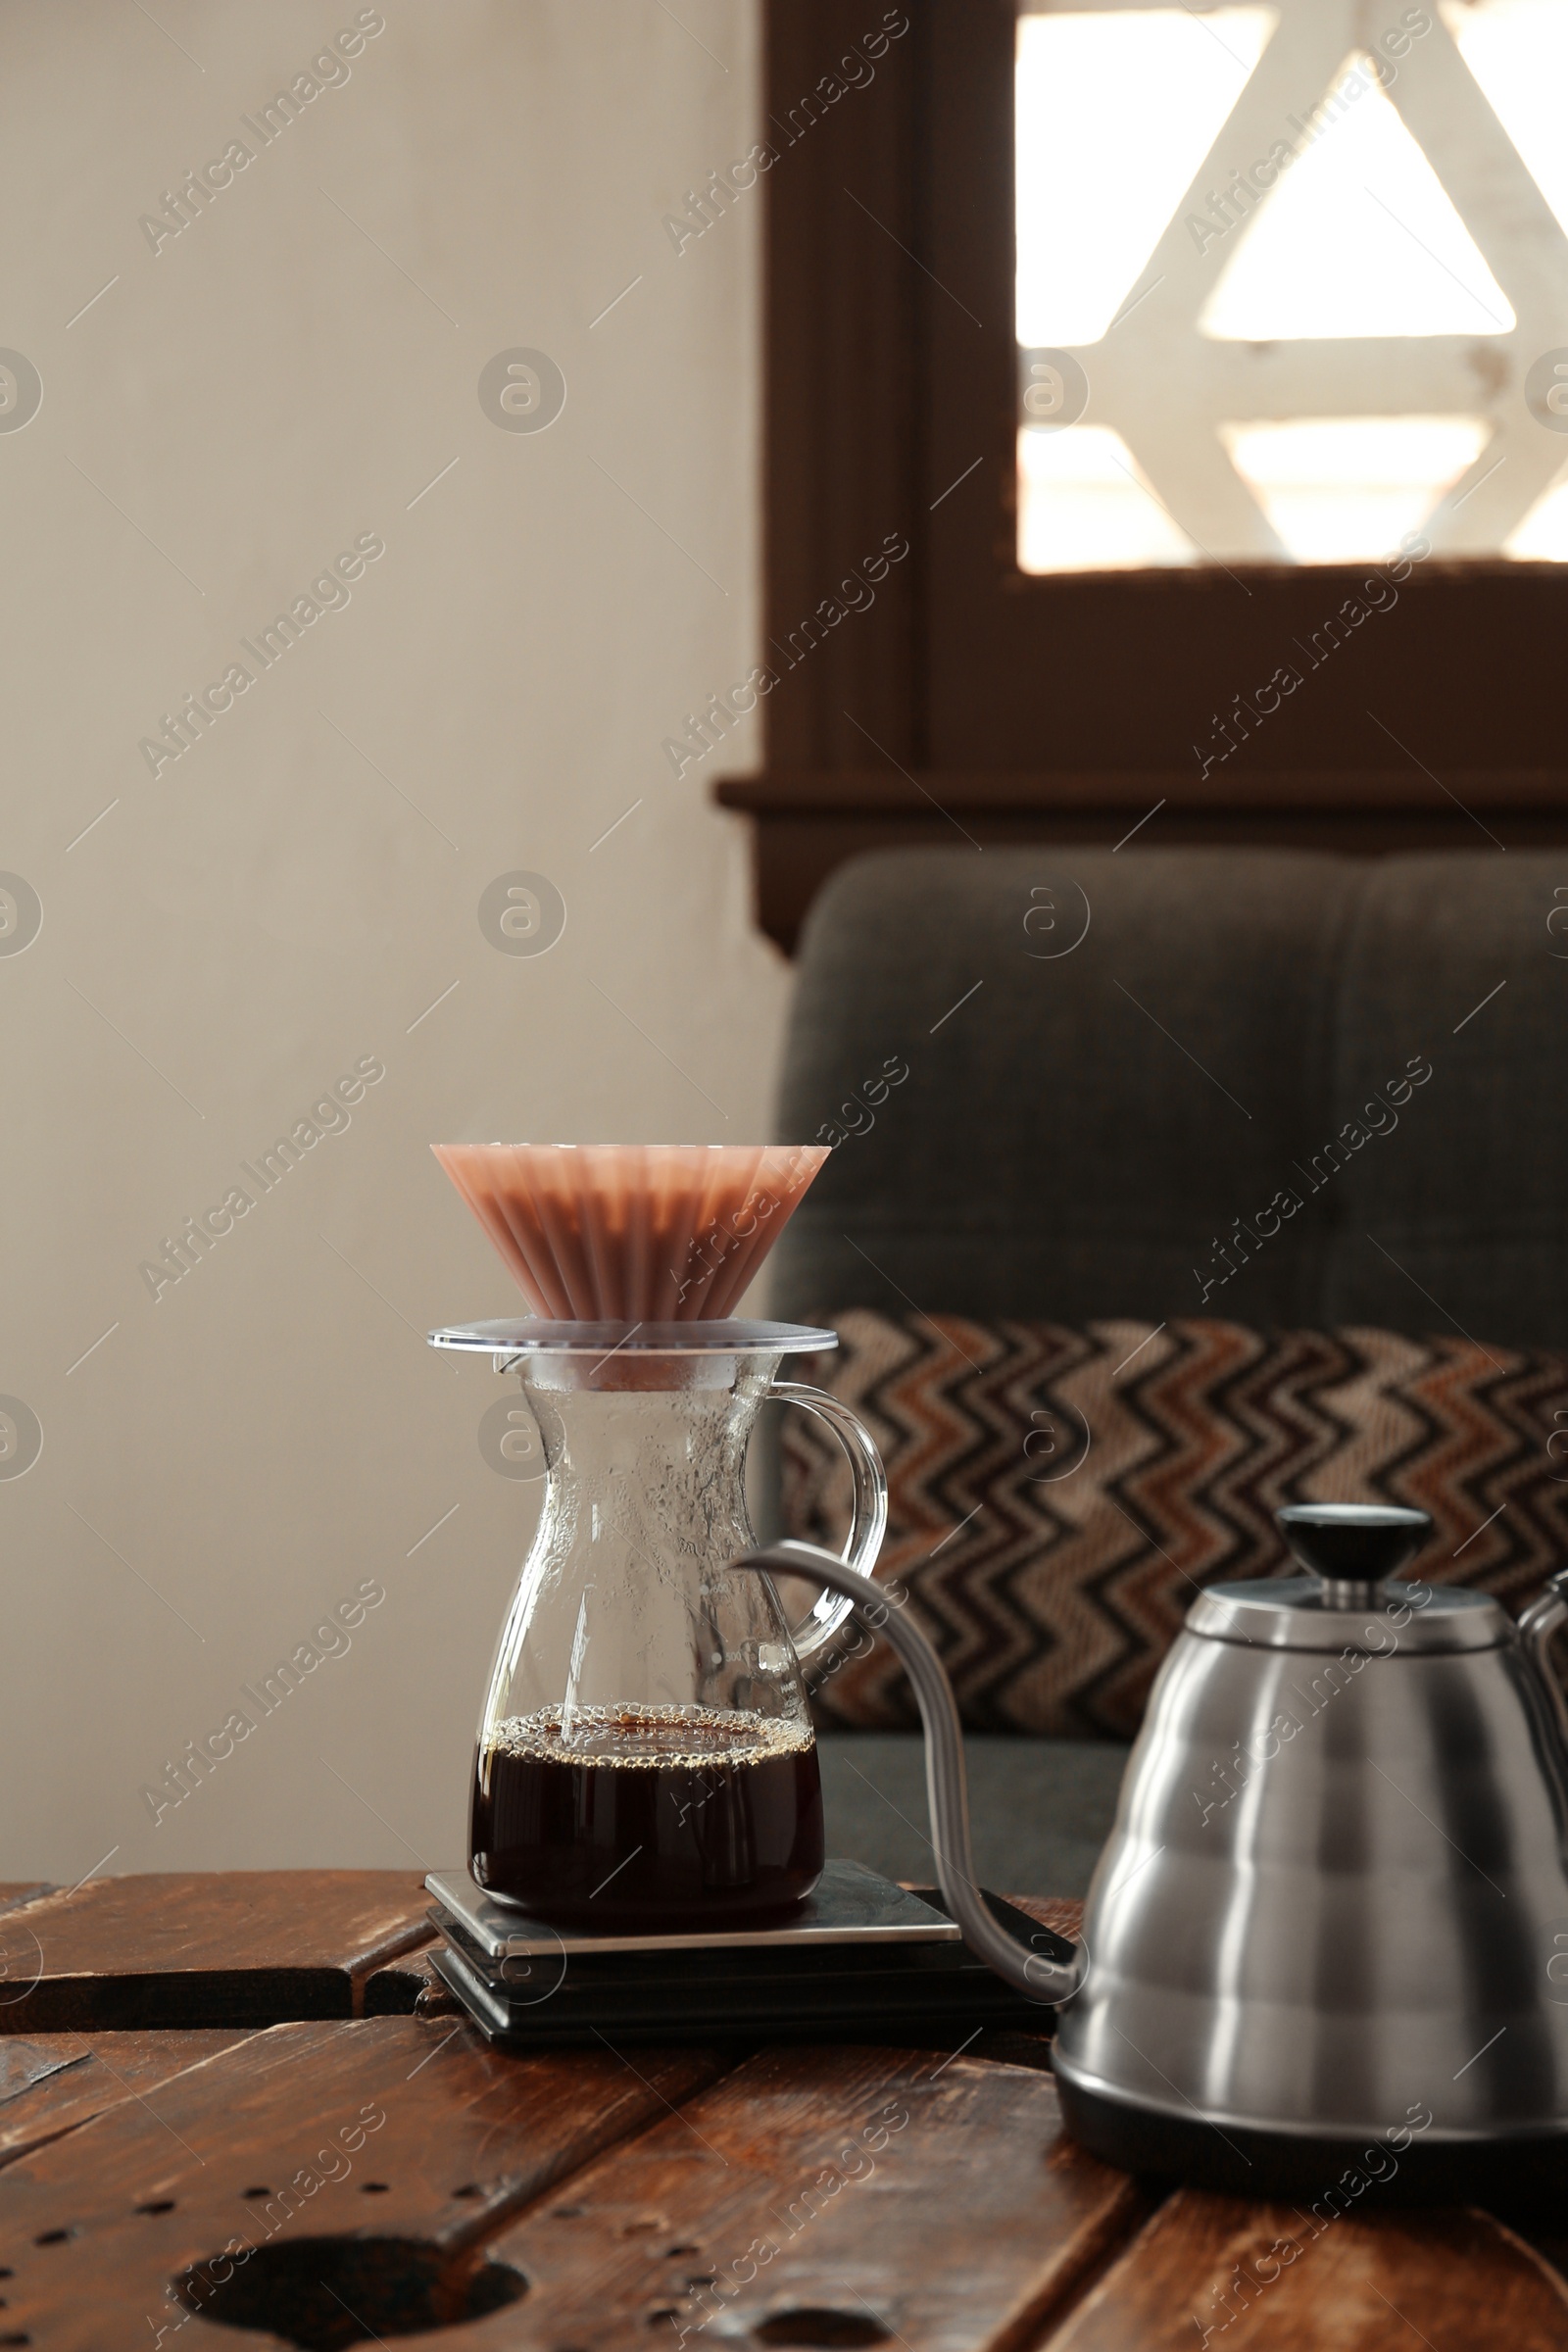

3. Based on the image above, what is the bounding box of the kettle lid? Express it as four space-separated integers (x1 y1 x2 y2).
1188 1502 1512 1653
1189 1575 1509 1653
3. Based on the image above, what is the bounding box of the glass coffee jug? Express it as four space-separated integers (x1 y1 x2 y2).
430 1316 886 1929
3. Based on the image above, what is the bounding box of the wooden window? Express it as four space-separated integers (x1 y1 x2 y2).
717 0 1568 951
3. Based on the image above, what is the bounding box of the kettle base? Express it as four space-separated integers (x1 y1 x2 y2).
1056 2076 1568 2205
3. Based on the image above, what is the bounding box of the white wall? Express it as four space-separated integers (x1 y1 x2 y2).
0 0 783 1879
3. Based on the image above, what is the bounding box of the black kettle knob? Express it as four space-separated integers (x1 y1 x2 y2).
1276 1502 1432 1606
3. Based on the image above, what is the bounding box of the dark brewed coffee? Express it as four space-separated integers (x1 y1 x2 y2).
470 1703 823 1928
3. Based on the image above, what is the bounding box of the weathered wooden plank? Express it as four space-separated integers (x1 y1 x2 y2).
0 1884 52 1916
0 2040 83 2106
0 1885 52 2024
1044 2186 1568 2351
481 2043 1148 2350
0 2032 248 2169
0 2015 731 2346
1004 1895 1084 1944
0 1871 432 2032
362 1937 462 2019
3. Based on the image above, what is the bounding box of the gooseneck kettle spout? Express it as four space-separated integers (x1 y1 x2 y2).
730 1542 1089 2004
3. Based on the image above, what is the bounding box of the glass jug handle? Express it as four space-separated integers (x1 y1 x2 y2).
764 1380 889 1661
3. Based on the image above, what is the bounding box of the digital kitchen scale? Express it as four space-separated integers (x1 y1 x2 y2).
423 1860 1068 2048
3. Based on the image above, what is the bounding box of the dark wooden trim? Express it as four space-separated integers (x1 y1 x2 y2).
761 0 923 769
717 768 1568 951
718 768 1568 816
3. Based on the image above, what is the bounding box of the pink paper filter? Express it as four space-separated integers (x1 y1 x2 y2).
431 1143 830 1319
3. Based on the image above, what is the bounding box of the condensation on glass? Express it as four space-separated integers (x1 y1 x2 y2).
1015 0 1568 571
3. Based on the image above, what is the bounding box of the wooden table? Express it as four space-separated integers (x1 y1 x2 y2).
2 1873 1567 2348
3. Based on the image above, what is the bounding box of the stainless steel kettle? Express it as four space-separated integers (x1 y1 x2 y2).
737 1505 1568 2195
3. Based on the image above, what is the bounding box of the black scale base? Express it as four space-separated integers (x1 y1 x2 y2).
423 1859 1070 2049
1057 2077 1568 2205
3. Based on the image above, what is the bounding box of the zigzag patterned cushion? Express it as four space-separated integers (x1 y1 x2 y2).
780 1313 1568 1740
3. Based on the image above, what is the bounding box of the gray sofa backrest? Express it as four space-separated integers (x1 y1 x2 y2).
770 848 1567 1350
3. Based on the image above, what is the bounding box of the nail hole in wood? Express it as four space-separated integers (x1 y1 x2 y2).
241 2187 271 2200
172 2237 527 2350
450 2184 482 2200
754 2314 891 2348
360 2183 390 2195
0 2331 30 2345
32 2230 74 2247
136 2200 176 2216
666 2245 700 2258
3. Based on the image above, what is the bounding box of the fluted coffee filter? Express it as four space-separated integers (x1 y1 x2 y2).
432 1144 830 1319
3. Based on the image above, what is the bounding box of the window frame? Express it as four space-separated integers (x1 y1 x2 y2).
714 0 1568 950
